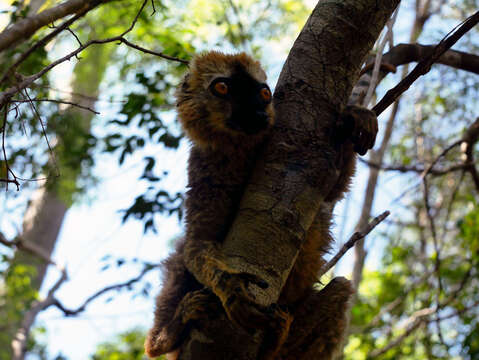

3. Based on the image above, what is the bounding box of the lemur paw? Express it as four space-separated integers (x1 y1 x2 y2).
258 305 293 360
214 271 273 333
321 276 355 301
337 105 378 155
177 288 220 323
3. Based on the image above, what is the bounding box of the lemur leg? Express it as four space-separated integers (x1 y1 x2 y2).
280 277 354 360
145 288 220 357
183 179 280 332
184 234 277 333
257 305 293 360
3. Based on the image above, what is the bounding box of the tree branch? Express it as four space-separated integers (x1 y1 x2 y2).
0 5 93 86
0 232 60 268
373 10 479 115
11 98 100 114
0 0 188 110
372 43 479 76
0 0 113 53
1 104 20 190
52 263 160 316
9 258 159 359
461 117 479 192
12 268 68 360
358 157 470 175
319 210 390 277
367 261 475 357
368 312 429 358
118 38 189 64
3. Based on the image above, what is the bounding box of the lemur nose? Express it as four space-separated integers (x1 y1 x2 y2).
255 111 269 123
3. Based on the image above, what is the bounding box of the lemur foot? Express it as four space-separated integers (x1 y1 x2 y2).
337 105 378 155
214 270 272 332
177 288 220 323
145 288 219 357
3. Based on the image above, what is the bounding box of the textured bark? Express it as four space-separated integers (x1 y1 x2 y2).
15 189 68 291
177 1 400 359
27 0 47 16
374 43 479 75
0 0 112 53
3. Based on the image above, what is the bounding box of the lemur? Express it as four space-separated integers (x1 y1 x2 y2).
145 51 378 360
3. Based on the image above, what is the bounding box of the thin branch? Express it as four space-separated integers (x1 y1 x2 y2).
21 89 59 176
66 26 83 48
367 261 475 357
422 173 444 346
39 85 127 103
436 298 479 322
12 268 68 360
359 157 470 175
419 140 462 180
373 10 479 115
0 5 92 86
319 210 390 277
0 0 188 108
0 0 113 53
362 269 435 331
368 314 428 358
1 104 20 190
150 0 156 15
365 44 479 77
119 38 189 64
363 8 399 107
462 118 479 192
0 232 60 268
11 98 100 114
9 257 158 358
440 170 465 244
52 263 160 316
390 139 463 203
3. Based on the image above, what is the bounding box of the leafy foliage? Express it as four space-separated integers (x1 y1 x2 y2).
91 328 165 360
0 257 38 359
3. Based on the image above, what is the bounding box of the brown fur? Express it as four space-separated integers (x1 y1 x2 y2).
145 51 377 359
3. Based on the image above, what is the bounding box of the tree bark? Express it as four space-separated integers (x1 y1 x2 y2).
0 0 112 53
178 0 400 358
15 188 68 291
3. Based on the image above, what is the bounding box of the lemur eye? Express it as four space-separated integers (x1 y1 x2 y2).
214 82 228 96
260 87 272 102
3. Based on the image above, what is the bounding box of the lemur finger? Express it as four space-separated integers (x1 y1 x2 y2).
226 296 270 333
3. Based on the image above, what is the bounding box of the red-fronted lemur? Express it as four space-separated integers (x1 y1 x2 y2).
145 51 377 360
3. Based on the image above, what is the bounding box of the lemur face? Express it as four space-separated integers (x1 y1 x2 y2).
208 64 273 135
176 51 274 149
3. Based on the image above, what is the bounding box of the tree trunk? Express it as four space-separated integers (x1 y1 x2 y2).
6 42 113 360
178 0 400 358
